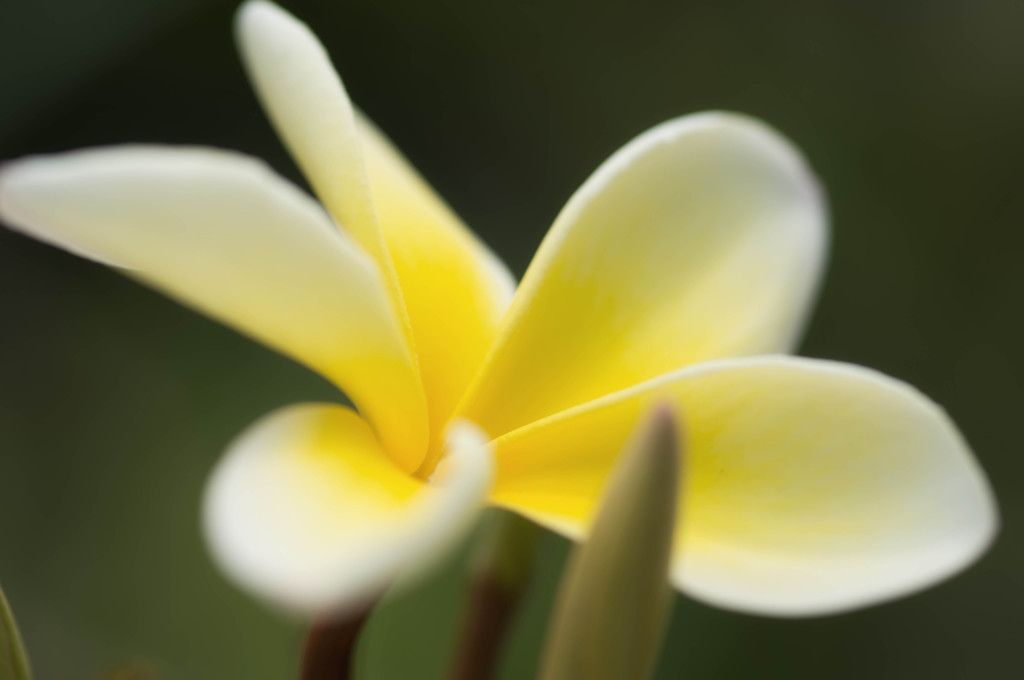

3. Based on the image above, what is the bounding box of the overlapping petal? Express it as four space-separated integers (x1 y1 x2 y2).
490 356 996 616
235 1 390 271
357 115 516 453
461 113 827 438
0 146 427 466
237 0 515 454
204 403 493 615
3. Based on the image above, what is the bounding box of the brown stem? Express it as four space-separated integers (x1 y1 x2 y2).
450 574 522 680
450 511 540 680
300 605 373 680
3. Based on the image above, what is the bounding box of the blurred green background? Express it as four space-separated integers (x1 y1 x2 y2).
1 0 1022 678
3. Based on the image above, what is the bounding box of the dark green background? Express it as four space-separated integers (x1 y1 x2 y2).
1 0 1022 678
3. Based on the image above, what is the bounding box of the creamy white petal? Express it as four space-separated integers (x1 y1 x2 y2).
491 356 997 616
0 146 428 467
203 404 494 616
235 0 390 271
236 1 516 456
461 113 827 438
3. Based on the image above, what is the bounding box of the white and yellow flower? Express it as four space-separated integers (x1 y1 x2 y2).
0 0 996 618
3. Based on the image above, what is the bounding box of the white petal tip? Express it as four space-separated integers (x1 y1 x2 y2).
647 110 823 203
235 0 311 48
0 154 114 265
670 357 999 618
235 0 285 25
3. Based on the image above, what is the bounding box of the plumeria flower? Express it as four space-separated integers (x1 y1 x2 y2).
0 0 996 619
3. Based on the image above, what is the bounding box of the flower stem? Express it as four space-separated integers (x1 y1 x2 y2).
300 604 374 680
450 510 540 680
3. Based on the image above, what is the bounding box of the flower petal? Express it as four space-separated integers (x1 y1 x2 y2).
491 356 997 616
461 113 827 437
204 404 493 616
234 0 395 281
236 1 515 450
358 115 516 459
0 145 427 469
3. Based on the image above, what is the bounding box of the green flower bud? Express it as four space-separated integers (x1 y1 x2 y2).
539 404 680 680
0 581 32 680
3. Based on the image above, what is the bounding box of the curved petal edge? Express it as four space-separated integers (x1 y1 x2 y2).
203 403 493 617
490 356 998 617
462 112 829 438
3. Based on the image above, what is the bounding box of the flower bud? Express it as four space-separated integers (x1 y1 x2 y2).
0 581 32 680
539 404 681 680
